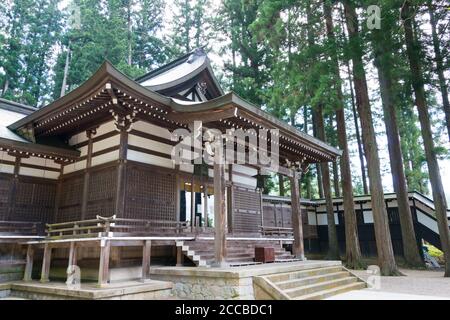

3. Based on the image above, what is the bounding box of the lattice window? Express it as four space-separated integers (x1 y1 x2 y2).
0 177 10 220
124 166 176 221
13 180 56 223
58 175 83 222
88 168 116 202
232 186 262 233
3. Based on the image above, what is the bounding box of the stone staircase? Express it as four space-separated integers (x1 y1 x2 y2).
176 239 296 267
253 263 366 300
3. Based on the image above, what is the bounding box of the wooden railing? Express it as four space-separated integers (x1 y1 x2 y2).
45 215 189 239
260 226 293 237
0 221 42 236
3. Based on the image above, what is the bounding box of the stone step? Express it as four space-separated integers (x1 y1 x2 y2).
285 277 358 298
293 282 367 300
267 266 343 283
275 271 349 290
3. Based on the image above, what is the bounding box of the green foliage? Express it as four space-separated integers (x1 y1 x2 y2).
168 0 213 58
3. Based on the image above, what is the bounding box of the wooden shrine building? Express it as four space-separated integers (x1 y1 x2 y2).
0 48 341 285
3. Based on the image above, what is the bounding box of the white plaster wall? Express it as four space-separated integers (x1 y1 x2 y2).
128 134 172 155
92 134 120 153
91 150 119 167
127 149 174 169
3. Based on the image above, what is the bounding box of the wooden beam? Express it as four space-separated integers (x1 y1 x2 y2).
203 181 208 228
175 165 181 226
167 106 238 124
190 175 195 232
176 246 183 267
141 240 151 282
227 164 234 233
98 239 111 287
23 245 34 281
6 155 20 221
290 170 305 260
213 150 227 267
40 243 52 282
66 241 78 286
81 128 95 220
68 241 77 267
115 127 128 217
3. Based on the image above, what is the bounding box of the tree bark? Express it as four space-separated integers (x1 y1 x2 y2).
324 0 363 269
316 106 340 260
427 0 450 141
278 174 285 196
60 41 71 98
338 11 368 195
347 66 368 195
344 0 399 275
127 0 132 66
372 21 423 268
332 160 340 197
402 1 450 276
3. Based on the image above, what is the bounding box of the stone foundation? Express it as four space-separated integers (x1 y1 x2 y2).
150 261 341 300
152 273 254 300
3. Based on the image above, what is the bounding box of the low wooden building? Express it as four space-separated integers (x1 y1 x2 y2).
0 49 341 285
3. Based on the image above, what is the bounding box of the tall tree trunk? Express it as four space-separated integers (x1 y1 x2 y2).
372 22 423 268
332 160 340 197
127 0 132 66
402 1 450 276
427 0 450 141
344 0 399 275
279 174 285 197
303 106 312 199
324 0 363 269
60 41 71 98
316 106 340 260
339 11 368 195
2 78 9 97
347 66 368 194
329 114 341 197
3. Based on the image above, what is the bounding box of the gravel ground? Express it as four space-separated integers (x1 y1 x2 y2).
336 268 450 299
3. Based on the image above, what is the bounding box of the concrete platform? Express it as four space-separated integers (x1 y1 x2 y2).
150 260 343 299
150 260 342 278
4 280 173 300
326 290 450 300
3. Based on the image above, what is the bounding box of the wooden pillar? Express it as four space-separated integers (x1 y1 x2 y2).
115 127 128 217
176 246 183 267
98 239 111 287
226 164 234 233
40 243 52 282
290 170 306 260
141 240 151 281
68 241 77 267
81 128 96 220
175 165 181 223
203 182 208 228
213 151 227 267
23 245 34 281
53 164 64 223
190 175 195 232
6 155 21 221
66 241 78 285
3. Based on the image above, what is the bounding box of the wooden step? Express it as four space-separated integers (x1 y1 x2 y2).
285 277 358 298
275 271 349 290
294 282 366 300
